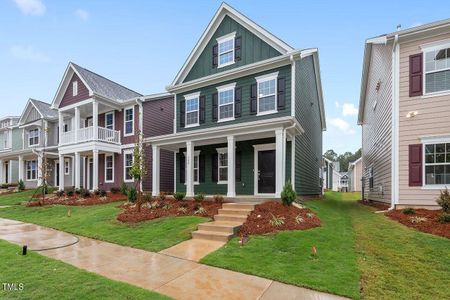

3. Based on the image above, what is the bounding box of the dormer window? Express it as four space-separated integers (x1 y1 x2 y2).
216 32 236 68
73 81 78 97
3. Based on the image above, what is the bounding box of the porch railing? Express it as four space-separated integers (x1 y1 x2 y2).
60 126 121 146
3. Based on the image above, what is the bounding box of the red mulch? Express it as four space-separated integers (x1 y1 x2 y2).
385 209 450 239
26 192 127 207
239 201 321 235
116 198 222 223
358 200 390 211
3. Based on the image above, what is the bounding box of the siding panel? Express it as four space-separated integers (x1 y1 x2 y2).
59 74 90 108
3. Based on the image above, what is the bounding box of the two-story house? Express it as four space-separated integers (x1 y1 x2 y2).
0 116 20 185
359 19 450 208
147 3 325 199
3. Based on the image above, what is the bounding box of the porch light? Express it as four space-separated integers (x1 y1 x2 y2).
405 111 418 118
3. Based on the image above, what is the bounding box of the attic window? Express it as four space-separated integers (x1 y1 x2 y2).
216 32 236 68
73 81 78 97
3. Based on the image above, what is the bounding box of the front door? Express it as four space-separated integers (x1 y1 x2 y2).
55 163 60 186
4 162 9 183
258 150 275 194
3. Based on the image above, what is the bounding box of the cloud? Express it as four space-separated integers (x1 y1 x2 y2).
13 0 46 16
342 103 358 117
329 117 356 135
10 45 50 63
74 9 89 21
335 101 340 108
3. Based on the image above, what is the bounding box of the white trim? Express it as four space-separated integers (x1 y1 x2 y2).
182 150 201 185
420 38 450 51
104 154 114 183
291 60 296 117
105 111 115 130
422 141 450 188
28 128 40 147
217 32 236 68
256 72 278 116
123 106 135 137
123 149 134 183
216 147 228 184
390 35 400 208
217 83 236 122
255 71 279 83
184 93 200 128
25 160 38 181
253 143 276 196
422 42 450 96
291 138 295 190
420 134 450 144
64 159 70 175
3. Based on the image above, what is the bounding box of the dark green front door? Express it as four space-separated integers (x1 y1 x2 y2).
258 150 275 194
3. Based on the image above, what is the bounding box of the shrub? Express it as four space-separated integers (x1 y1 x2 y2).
281 181 296 206
436 188 450 213
94 189 100 196
295 215 304 224
127 187 137 203
213 194 224 203
437 213 450 223
18 180 25 191
402 207 416 215
143 193 152 202
269 214 285 227
120 182 129 196
159 192 167 201
75 188 81 195
56 190 65 197
174 192 186 201
64 187 74 197
79 189 91 198
194 193 205 202
110 187 120 194
410 216 427 224
98 189 107 197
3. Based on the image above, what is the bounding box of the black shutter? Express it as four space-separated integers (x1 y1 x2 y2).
235 36 242 61
199 154 205 183
235 87 242 118
179 154 185 184
212 93 218 121
235 151 241 182
180 100 185 128
212 44 218 68
277 77 286 110
199 95 205 124
250 83 257 114
212 153 218 182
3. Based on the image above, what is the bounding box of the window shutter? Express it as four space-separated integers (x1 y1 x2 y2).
212 93 218 121
235 87 242 118
235 36 242 61
235 151 241 182
409 53 423 97
212 153 218 182
212 44 218 68
199 154 205 183
180 100 185 128
199 96 206 124
250 83 257 114
409 144 422 186
179 154 185 184
277 77 286 110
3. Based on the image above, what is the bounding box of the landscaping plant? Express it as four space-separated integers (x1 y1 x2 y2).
295 214 304 224
281 180 296 206
402 207 416 215
120 182 129 196
18 179 25 191
129 131 148 212
436 188 450 213
194 192 205 202
213 194 224 203
127 187 137 203
177 207 188 214
194 206 207 215
174 192 186 201
410 216 427 224
110 187 121 194
269 213 285 227
159 192 167 201
437 213 450 223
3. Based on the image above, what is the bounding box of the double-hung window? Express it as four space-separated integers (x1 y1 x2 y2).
217 83 235 121
105 112 114 130
185 93 200 127
217 32 235 68
26 160 37 181
217 148 228 184
124 107 134 136
256 72 278 115
124 151 133 182
28 128 39 146
424 143 450 185
105 155 114 182
424 42 450 94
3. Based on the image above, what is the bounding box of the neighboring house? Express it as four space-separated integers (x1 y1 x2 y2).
339 172 349 192
331 170 342 192
0 116 20 185
147 3 326 198
323 156 334 191
358 19 450 208
348 157 362 192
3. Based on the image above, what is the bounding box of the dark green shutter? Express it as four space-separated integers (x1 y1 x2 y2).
212 44 218 68
199 95 205 124
179 100 185 127
235 36 241 61
212 93 218 121
179 154 185 183
235 87 241 117
235 152 241 181
199 154 205 183
212 153 218 182
277 77 286 110
250 83 257 114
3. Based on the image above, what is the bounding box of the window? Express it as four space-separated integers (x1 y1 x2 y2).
26 160 37 181
424 143 450 185
63 122 70 133
105 155 114 182
217 148 228 184
105 112 114 130
28 128 39 146
124 107 134 136
185 94 199 127
64 160 70 175
3 131 10 149
182 151 200 184
124 151 133 182
217 33 235 68
217 83 235 121
256 72 278 115
424 45 450 94
73 81 78 97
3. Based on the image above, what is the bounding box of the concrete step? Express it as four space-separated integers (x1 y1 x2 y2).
222 202 258 210
198 221 242 234
214 214 248 222
218 208 251 216
192 230 233 242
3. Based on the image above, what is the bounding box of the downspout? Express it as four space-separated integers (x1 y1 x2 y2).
283 122 297 188
390 33 400 210
136 98 144 192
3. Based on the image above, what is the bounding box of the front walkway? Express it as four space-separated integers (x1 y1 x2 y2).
0 218 347 300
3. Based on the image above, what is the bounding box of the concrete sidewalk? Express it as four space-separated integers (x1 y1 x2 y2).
0 218 347 300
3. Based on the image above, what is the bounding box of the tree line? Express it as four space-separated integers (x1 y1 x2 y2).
323 148 361 172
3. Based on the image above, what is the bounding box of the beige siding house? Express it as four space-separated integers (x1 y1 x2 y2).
359 19 450 208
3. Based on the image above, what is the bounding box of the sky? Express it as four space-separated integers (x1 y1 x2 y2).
1 0 449 155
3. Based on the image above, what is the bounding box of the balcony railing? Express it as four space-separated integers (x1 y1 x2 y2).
60 126 121 146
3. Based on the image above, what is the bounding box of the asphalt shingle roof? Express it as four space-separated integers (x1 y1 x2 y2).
30 99 58 119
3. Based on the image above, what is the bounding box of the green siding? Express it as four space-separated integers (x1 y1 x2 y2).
177 65 291 132
294 56 323 196
185 15 282 82
12 128 23 151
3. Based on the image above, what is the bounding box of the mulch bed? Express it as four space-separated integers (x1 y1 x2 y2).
239 201 321 235
26 192 127 207
358 200 390 211
385 209 450 239
116 198 222 223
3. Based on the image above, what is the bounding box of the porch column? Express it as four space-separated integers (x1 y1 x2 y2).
0 159 3 183
58 111 63 145
59 155 65 190
18 156 24 182
93 100 98 140
185 141 195 198
74 106 80 142
227 136 236 197
92 149 99 190
43 120 48 147
275 128 286 197
152 145 160 196
74 152 80 189
37 153 43 186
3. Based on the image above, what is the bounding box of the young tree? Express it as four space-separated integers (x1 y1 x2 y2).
129 130 147 212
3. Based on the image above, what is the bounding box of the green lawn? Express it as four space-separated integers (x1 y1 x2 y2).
0 190 36 206
0 201 207 252
0 239 169 299
202 192 450 300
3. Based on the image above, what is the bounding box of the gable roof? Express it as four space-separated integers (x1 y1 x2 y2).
52 62 142 108
19 98 58 124
172 2 295 86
